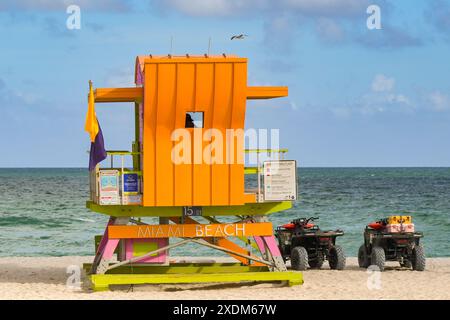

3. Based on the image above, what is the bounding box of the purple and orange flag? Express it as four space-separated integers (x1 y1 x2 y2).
85 81 107 171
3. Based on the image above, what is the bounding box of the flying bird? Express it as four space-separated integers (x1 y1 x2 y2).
231 34 248 40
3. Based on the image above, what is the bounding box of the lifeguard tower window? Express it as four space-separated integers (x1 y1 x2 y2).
185 112 203 128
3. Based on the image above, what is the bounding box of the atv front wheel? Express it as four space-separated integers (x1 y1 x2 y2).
371 246 385 271
358 244 370 268
412 244 426 271
308 252 324 269
329 245 346 270
291 246 308 271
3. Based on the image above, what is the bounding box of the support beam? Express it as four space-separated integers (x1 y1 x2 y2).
247 86 288 99
191 239 273 267
170 217 263 266
94 87 143 103
107 239 193 272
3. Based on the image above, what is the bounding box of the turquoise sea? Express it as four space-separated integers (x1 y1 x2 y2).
0 168 449 257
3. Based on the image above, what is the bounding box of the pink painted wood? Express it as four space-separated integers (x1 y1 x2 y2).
253 236 266 256
254 235 282 258
95 217 115 258
261 236 282 257
102 239 120 260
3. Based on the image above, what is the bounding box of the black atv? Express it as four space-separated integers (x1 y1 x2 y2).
358 220 426 272
275 217 346 271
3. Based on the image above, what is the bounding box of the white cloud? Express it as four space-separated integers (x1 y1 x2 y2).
355 80 450 115
362 81 411 114
333 74 413 117
159 0 370 17
1 0 372 16
0 0 129 12
331 106 352 118
371 74 395 92
160 0 265 17
361 97 411 115
281 0 369 17
315 18 345 42
370 75 412 110
386 93 409 104
290 101 299 111
429 91 450 112
355 24 423 49
425 0 450 41
263 13 298 51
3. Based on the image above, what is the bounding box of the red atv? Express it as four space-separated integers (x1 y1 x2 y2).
275 217 346 271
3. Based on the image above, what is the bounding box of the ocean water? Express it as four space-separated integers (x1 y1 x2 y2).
0 168 449 257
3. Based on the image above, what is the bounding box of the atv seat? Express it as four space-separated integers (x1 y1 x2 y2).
368 221 385 230
282 223 315 229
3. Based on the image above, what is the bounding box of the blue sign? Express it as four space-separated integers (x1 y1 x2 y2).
123 173 139 193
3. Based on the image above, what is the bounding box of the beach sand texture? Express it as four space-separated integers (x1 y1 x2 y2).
0 256 449 300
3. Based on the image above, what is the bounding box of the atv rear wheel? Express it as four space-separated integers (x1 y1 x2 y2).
329 245 346 270
291 246 308 271
412 244 426 271
308 252 324 269
371 246 385 271
358 244 370 268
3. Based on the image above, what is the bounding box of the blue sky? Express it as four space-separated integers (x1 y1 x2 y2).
0 0 449 167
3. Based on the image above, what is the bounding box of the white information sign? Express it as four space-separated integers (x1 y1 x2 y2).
98 170 120 205
263 160 297 201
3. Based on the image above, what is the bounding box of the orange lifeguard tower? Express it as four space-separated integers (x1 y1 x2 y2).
84 54 302 291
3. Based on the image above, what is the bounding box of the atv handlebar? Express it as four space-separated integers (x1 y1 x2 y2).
292 216 320 225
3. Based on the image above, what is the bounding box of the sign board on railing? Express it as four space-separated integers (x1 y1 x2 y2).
98 170 120 205
263 160 297 201
123 173 139 194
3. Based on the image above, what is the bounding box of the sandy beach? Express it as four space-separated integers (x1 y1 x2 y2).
0 256 449 300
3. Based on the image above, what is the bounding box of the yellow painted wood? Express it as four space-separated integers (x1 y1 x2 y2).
244 167 258 174
244 148 288 154
86 200 293 217
90 271 303 291
83 263 268 274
